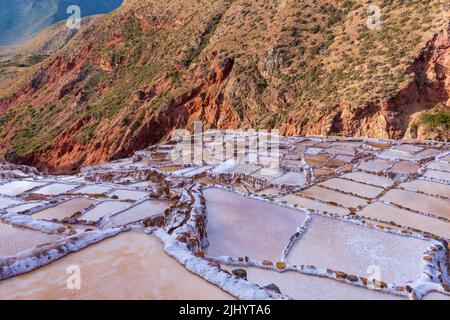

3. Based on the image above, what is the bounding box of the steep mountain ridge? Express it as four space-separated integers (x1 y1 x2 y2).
0 0 123 45
0 0 449 173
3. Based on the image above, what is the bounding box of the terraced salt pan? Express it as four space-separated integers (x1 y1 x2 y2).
80 201 131 222
0 222 59 258
389 161 420 174
108 189 148 201
277 194 349 216
204 188 307 261
378 150 421 161
272 172 307 186
341 172 394 188
34 183 79 195
358 202 450 239
380 189 450 219
287 215 431 284
254 168 284 178
33 198 98 221
300 186 367 209
320 178 384 199
221 266 403 300
6 202 45 214
391 144 424 154
230 164 261 175
0 232 233 299
427 162 450 172
424 169 450 183
73 185 112 195
399 179 450 199
111 200 170 225
256 188 281 196
0 197 22 210
358 159 392 173
0 181 47 196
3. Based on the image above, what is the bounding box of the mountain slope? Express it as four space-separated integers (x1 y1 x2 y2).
0 0 449 173
0 0 123 45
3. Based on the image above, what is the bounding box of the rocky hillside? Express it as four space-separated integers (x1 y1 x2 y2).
0 0 123 45
0 0 449 173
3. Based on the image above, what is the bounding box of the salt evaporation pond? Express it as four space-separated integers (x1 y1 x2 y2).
108 189 148 201
381 189 450 219
277 194 349 216
359 202 450 239
0 232 233 299
79 201 131 222
300 186 367 209
399 179 450 198
73 185 113 195
6 202 45 214
287 215 431 284
0 181 47 196
0 223 60 258
33 198 98 221
0 197 22 210
204 188 307 261
341 172 394 188
111 200 171 225
221 266 403 300
34 183 79 195
272 172 307 186
319 178 384 198
357 159 392 173
389 161 420 174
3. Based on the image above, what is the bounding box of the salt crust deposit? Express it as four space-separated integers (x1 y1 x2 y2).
0 133 449 300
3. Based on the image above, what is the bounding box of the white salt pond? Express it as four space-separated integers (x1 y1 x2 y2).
204 188 307 261
33 198 98 221
108 189 148 201
300 186 367 209
221 266 403 300
0 232 233 300
111 200 170 225
73 185 113 195
381 189 450 219
6 202 45 214
0 181 47 196
79 201 131 222
358 159 392 173
319 178 384 199
399 179 450 199
358 202 450 239
287 215 431 285
277 194 349 216
34 183 79 195
341 172 394 188
423 169 450 183
0 222 59 258
0 197 22 210
427 162 450 172
272 172 307 186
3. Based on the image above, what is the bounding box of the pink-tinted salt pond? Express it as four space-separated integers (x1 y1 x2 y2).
277 194 349 216
287 215 431 285
319 178 384 199
0 181 47 196
221 266 403 300
300 186 367 209
358 202 450 239
111 200 171 225
33 198 98 221
0 232 233 300
380 189 450 219
79 201 131 222
0 223 59 258
204 188 307 261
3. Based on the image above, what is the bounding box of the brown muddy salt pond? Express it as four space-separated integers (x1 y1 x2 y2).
0 232 233 300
